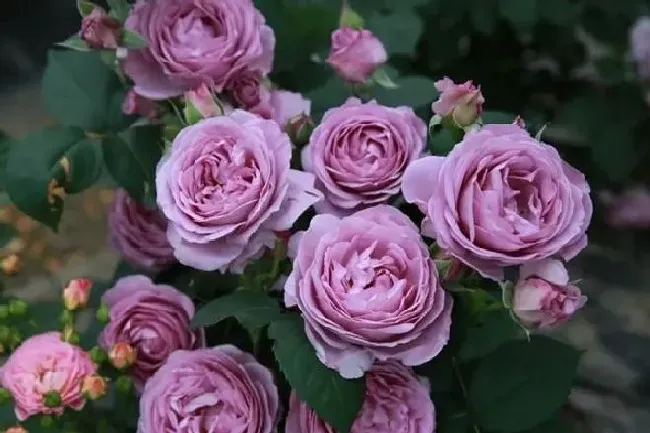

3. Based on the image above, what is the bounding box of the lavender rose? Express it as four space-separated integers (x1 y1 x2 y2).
137 345 279 433
327 27 387 83
403 123 592 280
108 189 175 271
302 98 426 215
286 361 434 433
99 275 204 391
156 110 322 272
513 259 586 329
124 0 275 99
284 205 452 378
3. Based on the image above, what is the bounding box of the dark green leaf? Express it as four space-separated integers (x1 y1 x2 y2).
373 75 437 109
521 416 574 433
469 0 498 34
429 129 457 155
269 314 365 433
64 137 104 193
458 309 525 361
122 30 148 49
56 36 91 52
499 0 538 33
414 349 454 394
482 111 516 124
307 76 352 121
192 290 283 331
469 335 581 432
42 50 132 132
439 411 473 433
366 11 423 55
539 0 579 27
107 0 130 21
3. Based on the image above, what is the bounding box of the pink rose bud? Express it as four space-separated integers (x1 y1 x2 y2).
5 427 28 433
63 278 92 311
513 259 586 329
285 113 314 146
184 84 222 121
109 342 137 370
79 8 121 50
431 77 485 128
80 374 107 400
122 89 159 119
327 27 388 83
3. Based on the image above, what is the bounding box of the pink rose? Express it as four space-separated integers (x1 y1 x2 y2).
513 259 586 328
108 189 175 271
79 7 121 49
99 275 205 391
403 123 592 280
431 77 484 127
286 361 434 433
0 332 96 421
599 186 650 229
284 205 452 378
302 98 426 215
124 0 275 99
63 278 93 311
122 89 159 119
631 17 650 79
269 90 311 130
185 84 221 118
327 27 387 83
156 110 323 272
137 345 279 433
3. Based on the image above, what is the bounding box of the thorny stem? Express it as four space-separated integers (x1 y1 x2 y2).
452 356 481 433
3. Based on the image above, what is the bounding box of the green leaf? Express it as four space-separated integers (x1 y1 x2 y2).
42 50 132 132
458 309 525 361
122 30 148 49
269 314 365 433
64 137 104 193
307 76 351 121
77 0 97 16
3 126 93 231
107 0 130 21
469 0 499 34
102 125 163 205
521 416 574 433
469 335 581 432
366 10 423 55
373 75 437 109
429 129 457 155
56 36 91 52
340 5 365 28
499 0 538 35
192 291 283 331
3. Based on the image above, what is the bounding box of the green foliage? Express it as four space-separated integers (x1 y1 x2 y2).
192 290 283 332
458 309 526 361
269 314 366 433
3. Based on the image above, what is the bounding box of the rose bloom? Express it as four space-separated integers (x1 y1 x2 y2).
327 27 387 83
108 189 175 271
303 98 426 215
431 77 484 127
156 110 322 272
600 186 650 229
79 7 121 49
286 361 434 433
0 332 96 421
124 0 275 99
270 90 311 130
403 123 592 280
122 89 159 119
631 16 650 79
137 345 278 433
99 275 205 391
285 205 452 378
513 259 586 328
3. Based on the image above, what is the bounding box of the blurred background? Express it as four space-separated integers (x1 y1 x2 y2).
1 0 650 431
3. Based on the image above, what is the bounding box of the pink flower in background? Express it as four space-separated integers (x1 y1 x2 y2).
156 110 322 272
184 84 220 118
108 189 175 271
79 7 121 49
285 205 452 378
431 77 484 127
303 98 426 215
124 0 275 99
600 186 650 229
122 89 159 119
0 332 96 420
286 361 434 433
99 275 204 391
631 16 650 79
513 259 586 328
137 346 279 433
270 90 311 130
403 123 592 281
327 28 387 83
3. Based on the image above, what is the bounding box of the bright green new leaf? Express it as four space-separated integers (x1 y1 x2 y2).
269 314 365 433
77 0 97 16
469 335 581 432
192 290 283 331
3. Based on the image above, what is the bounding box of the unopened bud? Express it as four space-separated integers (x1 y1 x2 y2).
79 7 121 50
43 390 62 408
96 304 109 323
0 304 9 319
285 114 314 147
62 326 80 345
109 342 136 370
81 374 108 400
89 346 107 364
63 278 92 311
5 426 27 433
115 375 132 393
184 84 222 123
1 254 20 276
8 299 28 316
